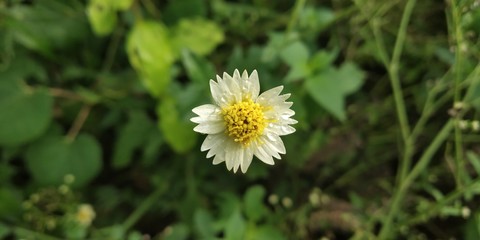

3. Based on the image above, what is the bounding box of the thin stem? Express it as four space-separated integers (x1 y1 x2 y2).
13 227 62 240
65 105 92 143
451 0 465 189
286 0 306 35
378 120 454 239
371 19 390 67
388 0 416 144
122 184 166 230
140 0 160 18
410 79 451 140
407 178 480 226
389 0 417 189
101 26 124 73
49 88 84 101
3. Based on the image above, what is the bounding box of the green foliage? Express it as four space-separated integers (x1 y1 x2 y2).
26 134 102 187
2 0 480 239
0 81 53 146
86 0 118 36
243 185 268 222
5 0 88 57
126 21 176 97
112 111 158 168
157 97 197 154
174 18 225 56
306 62 365 121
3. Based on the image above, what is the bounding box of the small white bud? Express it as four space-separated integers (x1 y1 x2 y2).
282 197 293 208
268 194 279 205
462 207 471 218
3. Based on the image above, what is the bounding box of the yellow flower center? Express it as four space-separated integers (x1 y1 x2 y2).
222 98 266 146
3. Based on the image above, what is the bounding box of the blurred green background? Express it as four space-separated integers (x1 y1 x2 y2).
2 0 480 239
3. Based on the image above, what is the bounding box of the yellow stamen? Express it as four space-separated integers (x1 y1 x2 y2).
222 98 266 146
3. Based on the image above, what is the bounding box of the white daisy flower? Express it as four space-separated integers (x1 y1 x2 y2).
191 69 297 173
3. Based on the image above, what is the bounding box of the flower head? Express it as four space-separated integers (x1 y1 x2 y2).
76 204 95 226
191 69 297 173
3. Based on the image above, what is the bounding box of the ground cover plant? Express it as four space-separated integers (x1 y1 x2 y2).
2 0 480 239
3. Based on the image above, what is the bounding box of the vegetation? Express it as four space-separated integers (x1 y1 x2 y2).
2 0 480 239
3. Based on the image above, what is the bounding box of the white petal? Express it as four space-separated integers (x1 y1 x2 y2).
209 80 225 107
266 123 296 136
240 148 254 173
278 93 291 101
263 142 281 159
201 134 226 151
253 142 275 165
224 71 241 103
247 70 260 100
192 104 221 116
262 135 286 155
193 122 225 134
233 147 243 173
216 75 236 105
241 70 249 80
225 141 237 171
206 137 228 158
256 86 283 105
233 69 242 86
190 114 222 124
212 153 225 165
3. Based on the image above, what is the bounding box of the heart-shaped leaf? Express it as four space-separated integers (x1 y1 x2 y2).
26 134 102 187
0 81 53 146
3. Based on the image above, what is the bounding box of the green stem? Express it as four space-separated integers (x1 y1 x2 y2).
371 19 390 67
101 26 124 73
122 184 166 230
451 0 465 189
388 0 415 145
286 0 306 35
389 0 417 190
140 0 160 18
13 227 62 240
407 179 480 226
378 120 454 239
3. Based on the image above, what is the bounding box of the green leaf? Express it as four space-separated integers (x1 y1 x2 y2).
164 0 207 24
468 152 480 177
127 231 143 240
2 54 47 83
174 18 225 56
0 82 53 146
25 134 102 187
337 62 366 94
194 208 216 239
181 49 216 83
306 69 346 121
305 62 365 121
75 87 102 104
466 211 480 240
243 185 267 222
127 21 176 97
246 225 286 240
113 111 155 168
280 41 310 67
225 209 246 240
7 0 88 56
164 224 190 240
284 63 310 82
86 0 117 36
0 187 22 221
298 7 335 34
111 0 133 10
308 50 338 73
0 222 10 239
157 98 197 153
